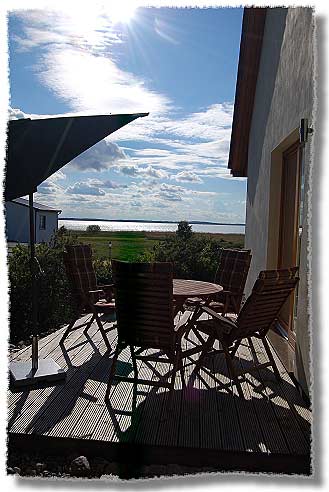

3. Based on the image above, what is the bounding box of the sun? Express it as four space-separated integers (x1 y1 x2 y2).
106 3 137 24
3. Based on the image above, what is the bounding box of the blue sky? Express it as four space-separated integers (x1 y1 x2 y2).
8 5 246 222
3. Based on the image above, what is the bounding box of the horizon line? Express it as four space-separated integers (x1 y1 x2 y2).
59 217 246 226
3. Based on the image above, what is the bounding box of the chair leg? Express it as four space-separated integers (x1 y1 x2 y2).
130 345 138 380
192 334 215 381
94 311 111 351
262 336 282 382
168 350 180 409
222 342 244 398
105 344 121 400
178 349 186 388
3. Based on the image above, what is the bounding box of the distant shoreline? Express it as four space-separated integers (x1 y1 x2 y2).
60 218 245 227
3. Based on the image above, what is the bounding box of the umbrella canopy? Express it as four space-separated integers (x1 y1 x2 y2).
5 113 148 201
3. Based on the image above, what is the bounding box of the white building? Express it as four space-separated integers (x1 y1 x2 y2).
5 197 61 244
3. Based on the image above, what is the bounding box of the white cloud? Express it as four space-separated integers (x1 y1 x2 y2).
174 171 203 183
66 181 106 196
8 107 29 120
141 166 168 179
7 9 246 222
157 183 185 202
154 17 179 45
115 165 139 177
88 178 127 189
11 9 171 115
114 164 168 180
70 140 126 171
37 46 170 114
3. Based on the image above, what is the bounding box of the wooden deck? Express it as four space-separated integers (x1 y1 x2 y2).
8 314 311 476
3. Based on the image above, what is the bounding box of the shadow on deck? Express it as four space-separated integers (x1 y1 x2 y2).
8 315 311 477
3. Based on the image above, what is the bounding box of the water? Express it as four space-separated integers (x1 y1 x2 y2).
59 219 245 235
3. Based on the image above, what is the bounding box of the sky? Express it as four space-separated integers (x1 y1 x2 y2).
7 5 246 223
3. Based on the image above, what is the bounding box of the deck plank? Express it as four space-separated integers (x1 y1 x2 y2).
234 340 290 455
249 337 310 455
8 319 101 411
232 341 268 453
9 324 115 434
178 332 200 449
8 316 311 473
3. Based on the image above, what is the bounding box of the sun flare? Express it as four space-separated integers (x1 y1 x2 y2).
106 3 137 24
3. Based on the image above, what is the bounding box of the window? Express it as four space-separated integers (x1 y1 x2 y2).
39 215 46 230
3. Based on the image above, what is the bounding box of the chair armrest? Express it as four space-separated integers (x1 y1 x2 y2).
97 284 114 301
88 289 105 303
200 306 237 333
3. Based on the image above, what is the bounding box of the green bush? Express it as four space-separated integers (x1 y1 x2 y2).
8 230 112 344
8 241 76 344
93 257 113 285
86 224 101 233
139 222 243 281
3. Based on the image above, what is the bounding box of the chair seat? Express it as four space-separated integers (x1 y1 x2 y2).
197 313 237 335
185 296 203 306
207 300 225 311
94 299 116 312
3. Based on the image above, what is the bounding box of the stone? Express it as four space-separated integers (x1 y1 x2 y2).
70 456 91 477
35 462 46 473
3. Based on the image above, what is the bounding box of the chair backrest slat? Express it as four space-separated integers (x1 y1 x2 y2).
214 249 252 290
214 248 252 313
233 267 299 340
112 260 174 350
64 244 97 304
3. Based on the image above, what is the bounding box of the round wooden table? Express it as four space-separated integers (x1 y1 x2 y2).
173 279 223 315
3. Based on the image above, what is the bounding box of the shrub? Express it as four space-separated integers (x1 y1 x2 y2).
176 220 193 241
8 229 112 344
93 257 113 285
139 222 243 281
86 224 101 233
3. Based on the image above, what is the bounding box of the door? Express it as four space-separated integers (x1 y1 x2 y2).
277 140 302 347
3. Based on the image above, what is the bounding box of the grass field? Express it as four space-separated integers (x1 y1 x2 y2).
69 230 245 261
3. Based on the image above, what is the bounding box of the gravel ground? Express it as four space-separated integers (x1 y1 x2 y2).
7 449 219 480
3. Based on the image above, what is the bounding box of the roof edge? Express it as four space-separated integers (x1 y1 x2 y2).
228 7 267 177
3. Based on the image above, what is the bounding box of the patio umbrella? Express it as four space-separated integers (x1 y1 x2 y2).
6 112 148 387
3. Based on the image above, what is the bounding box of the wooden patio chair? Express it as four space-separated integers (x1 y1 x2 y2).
186 248 252 316
191 268 299 398
60 244 115 350
210 248 252 314
105 260 190 402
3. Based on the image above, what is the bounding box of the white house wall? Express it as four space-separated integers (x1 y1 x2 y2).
5 201 30 243
5 202 59 244
244 8 314 396
35 211 58 243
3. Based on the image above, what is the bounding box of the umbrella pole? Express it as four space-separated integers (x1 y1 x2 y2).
9 193 66 387
29 192 38 371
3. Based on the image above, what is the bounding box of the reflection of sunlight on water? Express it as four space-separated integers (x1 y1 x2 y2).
60 219 245 234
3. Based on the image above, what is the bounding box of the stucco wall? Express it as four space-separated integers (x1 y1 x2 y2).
244 7 314 395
